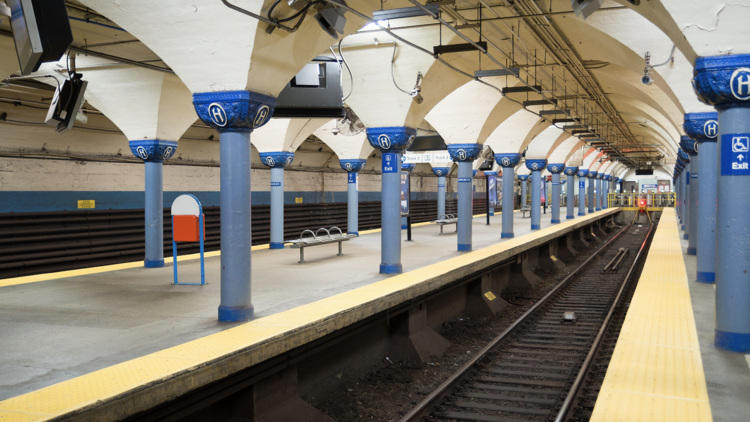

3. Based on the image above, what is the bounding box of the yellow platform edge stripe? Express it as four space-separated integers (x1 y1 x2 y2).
0 209 611 422
589 208 713 422
0 212 501 288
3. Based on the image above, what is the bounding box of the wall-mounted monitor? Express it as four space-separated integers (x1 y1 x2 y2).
8 0 73 75
274 57 344 119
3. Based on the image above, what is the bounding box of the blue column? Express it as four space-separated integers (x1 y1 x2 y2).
194 90 275 322
340 159 367 235
433 167 450 218
129 140 177 268
519 175 529 208
693 54 750 352
547 163 564 224
577 169 588 216
366 127 416 274
448 144 482 251
526 159 547 230
496 154 521 237
681 137 699 255
684 113 719 282
260 152 294 249
565 167 578 219
588 172 597 213
595 176 602 211
683 160 691 240
602 175 609 209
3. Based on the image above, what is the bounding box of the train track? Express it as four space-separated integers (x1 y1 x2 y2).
399 223 654 422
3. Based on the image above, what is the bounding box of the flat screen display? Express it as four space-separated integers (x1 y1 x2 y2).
8 0 42 75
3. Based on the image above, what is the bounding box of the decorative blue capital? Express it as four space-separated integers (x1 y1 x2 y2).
518 174 530 181
129 140 177 163
680 136 698 156
684 112 719 142
447 143 483 162
587 171 598 179
596 173 604 179
693 54 750 108
340 159 367 172
432 166 450 177
259 151 294 168
193 90 276 133
484 171 498 176
603 175 611 181
495 153 521 168
577 169 589 178
366 127 417 151
678 149 689 162
401 162 415 173
546 163 565 174
525 159 547 172
564 166 579 176
472 169 478 177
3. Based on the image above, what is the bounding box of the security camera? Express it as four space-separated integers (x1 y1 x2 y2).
641 74 653 85
331 127 340 135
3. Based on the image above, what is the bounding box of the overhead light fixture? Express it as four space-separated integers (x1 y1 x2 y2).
315 1 348 39
552 118 576 124
474 68 520 78
373 4 439 20
571 0 604 20
523 99 557 106
434 41 487 55
539 109 570 116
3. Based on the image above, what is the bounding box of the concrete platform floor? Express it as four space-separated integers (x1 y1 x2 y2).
0 207 593 400
679 217 750 422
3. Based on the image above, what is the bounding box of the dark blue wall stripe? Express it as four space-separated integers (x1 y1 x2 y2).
0 191 458 213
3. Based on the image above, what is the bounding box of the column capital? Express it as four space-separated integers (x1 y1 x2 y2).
693 54 750 109
447 143 483 162
340 159 367 172
129 140 177 163
596 173 604 179
193 90 275 133
260 152 294 168
495 153 521 167
525 159 547 172
401 162 416 173
366 127 417 151
577 169 589 178
518 174 530 181
546 163 565 174
603 174 611 181
564 166 579 176
684 112 719 142
587 171 598 179
432 166 450 176
680 136 699 157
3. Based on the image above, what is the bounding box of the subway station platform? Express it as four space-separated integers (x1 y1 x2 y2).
0 207 614 415
591 208 750 422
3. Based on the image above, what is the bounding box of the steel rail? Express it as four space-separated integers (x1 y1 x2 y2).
554 223 653 422
398 221 629 422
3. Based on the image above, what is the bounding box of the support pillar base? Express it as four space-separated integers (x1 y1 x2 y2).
144 259 164 268
388 303 450 364
566 215 575 220
715 330 750 354
531 224 540 230
687 247 696 255
270 242 285 250
697 271 715 283
218 305 254 323
501 233 514 239
551 219 560 224
380 264 403 274
458 244 472 251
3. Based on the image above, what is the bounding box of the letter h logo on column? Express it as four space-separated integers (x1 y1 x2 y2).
704 120 718 138
731 68 750 101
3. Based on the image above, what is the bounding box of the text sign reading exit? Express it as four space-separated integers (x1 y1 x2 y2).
382 153 398 173
722 134 750 175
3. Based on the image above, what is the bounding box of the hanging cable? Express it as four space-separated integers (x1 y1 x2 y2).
337 40 354 101
390 43 411 95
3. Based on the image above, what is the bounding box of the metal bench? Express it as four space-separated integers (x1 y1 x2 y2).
520 206 532 218
285 227 357 263
430 214 458 235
